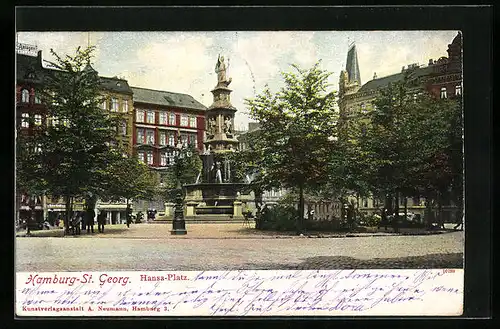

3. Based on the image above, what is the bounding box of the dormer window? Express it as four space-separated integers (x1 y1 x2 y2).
21 89 30 103
455 85 462 96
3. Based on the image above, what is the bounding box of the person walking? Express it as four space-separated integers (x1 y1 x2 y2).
98 210 107 233
86 208 95 233
126 205 132 228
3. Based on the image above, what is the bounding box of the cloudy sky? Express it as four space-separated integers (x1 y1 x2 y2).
16 31 458 130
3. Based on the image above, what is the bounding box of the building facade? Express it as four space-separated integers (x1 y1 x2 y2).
16 49 135 225
131 87 206 169
337 32 463 219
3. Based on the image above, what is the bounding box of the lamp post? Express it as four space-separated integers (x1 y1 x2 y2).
170 145 189 235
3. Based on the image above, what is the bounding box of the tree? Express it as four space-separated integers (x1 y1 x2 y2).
36 46 120 234
355 72 461 229
244 61 338 233
161 145 202 201
98 151 160 205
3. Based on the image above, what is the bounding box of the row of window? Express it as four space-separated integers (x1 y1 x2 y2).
21 113 128 136
19 89 41 104
136 110 197 128
20 113 70 128
137 150 177 166
136 128 198 148
102 97 129 113
440 85 462 99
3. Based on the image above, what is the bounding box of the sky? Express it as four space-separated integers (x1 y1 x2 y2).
16 31 458 131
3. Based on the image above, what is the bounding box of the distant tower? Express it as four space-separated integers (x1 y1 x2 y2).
204 54 239 153
345 43 362 86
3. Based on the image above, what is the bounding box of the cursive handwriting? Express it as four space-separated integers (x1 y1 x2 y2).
16 269 463 316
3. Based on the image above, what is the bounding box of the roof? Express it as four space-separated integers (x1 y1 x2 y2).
346 44 361 85
100 76 133 95
358 65 433 93
16 52 46 84
131 87 207 111
17 52 134 95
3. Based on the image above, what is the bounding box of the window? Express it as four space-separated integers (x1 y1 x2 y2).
440 87 447 99
34 144 42 154
146 151 153 165
159 132 166 146
189 134 198 148
21 113 29 128
111 98 119 112
34 92 41 104
168 133 175 146
363 199 368 208
159 112 167 125
160 152 167 166
179 135 188 147
136 110 145 123
137 151 145 163
123 99 128 113
455 85 462 96
62 119 69 127
147 111 155 124
52 117 59 127
121 121 127 136
180 114 188 127
169 113 176 125
34 114 42 126
137 129 144 144
21 89 30 103
102 98 107 110
147 130 155 145
166 151 175 165
189 116 197 128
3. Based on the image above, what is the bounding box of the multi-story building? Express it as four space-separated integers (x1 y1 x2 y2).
16 47 135 225
130 87 207 213
131 87 206 168
337 32 462 220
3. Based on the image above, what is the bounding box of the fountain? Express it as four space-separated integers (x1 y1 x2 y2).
183 55 252 221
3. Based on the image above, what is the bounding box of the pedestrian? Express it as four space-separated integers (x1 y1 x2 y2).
98 210 106 233
126 205 132 228
87 208 95 233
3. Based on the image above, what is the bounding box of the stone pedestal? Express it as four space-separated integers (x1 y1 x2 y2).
233 201 243 219
163 202 175 218
186 201 198 217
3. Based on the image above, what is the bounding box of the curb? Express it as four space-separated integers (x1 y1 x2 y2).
16 230 456 240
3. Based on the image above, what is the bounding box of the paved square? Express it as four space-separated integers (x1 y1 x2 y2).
15 223 464 271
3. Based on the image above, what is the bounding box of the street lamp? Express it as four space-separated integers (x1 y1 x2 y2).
170 145 189 235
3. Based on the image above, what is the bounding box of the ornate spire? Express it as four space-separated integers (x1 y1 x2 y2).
346 43 361 86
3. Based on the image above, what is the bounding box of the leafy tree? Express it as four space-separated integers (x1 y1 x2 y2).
36 46 120 233
98 151 160 205
244 61 338 233
355 72 461 229
161 145 202 201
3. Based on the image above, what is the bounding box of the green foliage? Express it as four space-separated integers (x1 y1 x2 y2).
34 46 120 200
99 151 160 202
243 61 339 228
161 145 202 201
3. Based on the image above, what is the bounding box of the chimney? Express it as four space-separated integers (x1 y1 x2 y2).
428 58 434 66
37 50 43 66
373 72 377 79
401 66 405 72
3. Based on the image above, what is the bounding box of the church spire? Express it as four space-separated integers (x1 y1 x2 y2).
346 43 361 85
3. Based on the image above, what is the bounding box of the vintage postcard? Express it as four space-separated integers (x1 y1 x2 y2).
15 29 464 317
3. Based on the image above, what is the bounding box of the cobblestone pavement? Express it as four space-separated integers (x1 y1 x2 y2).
16 229 464 271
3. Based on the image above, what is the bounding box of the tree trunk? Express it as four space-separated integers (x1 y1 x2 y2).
297 184 304 234
393 193 400 233
425 196 433 229
404 197 408 221
64 195 71 235
437 190 444 229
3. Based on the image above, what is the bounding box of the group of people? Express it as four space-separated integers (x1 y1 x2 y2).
69 209 109 235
